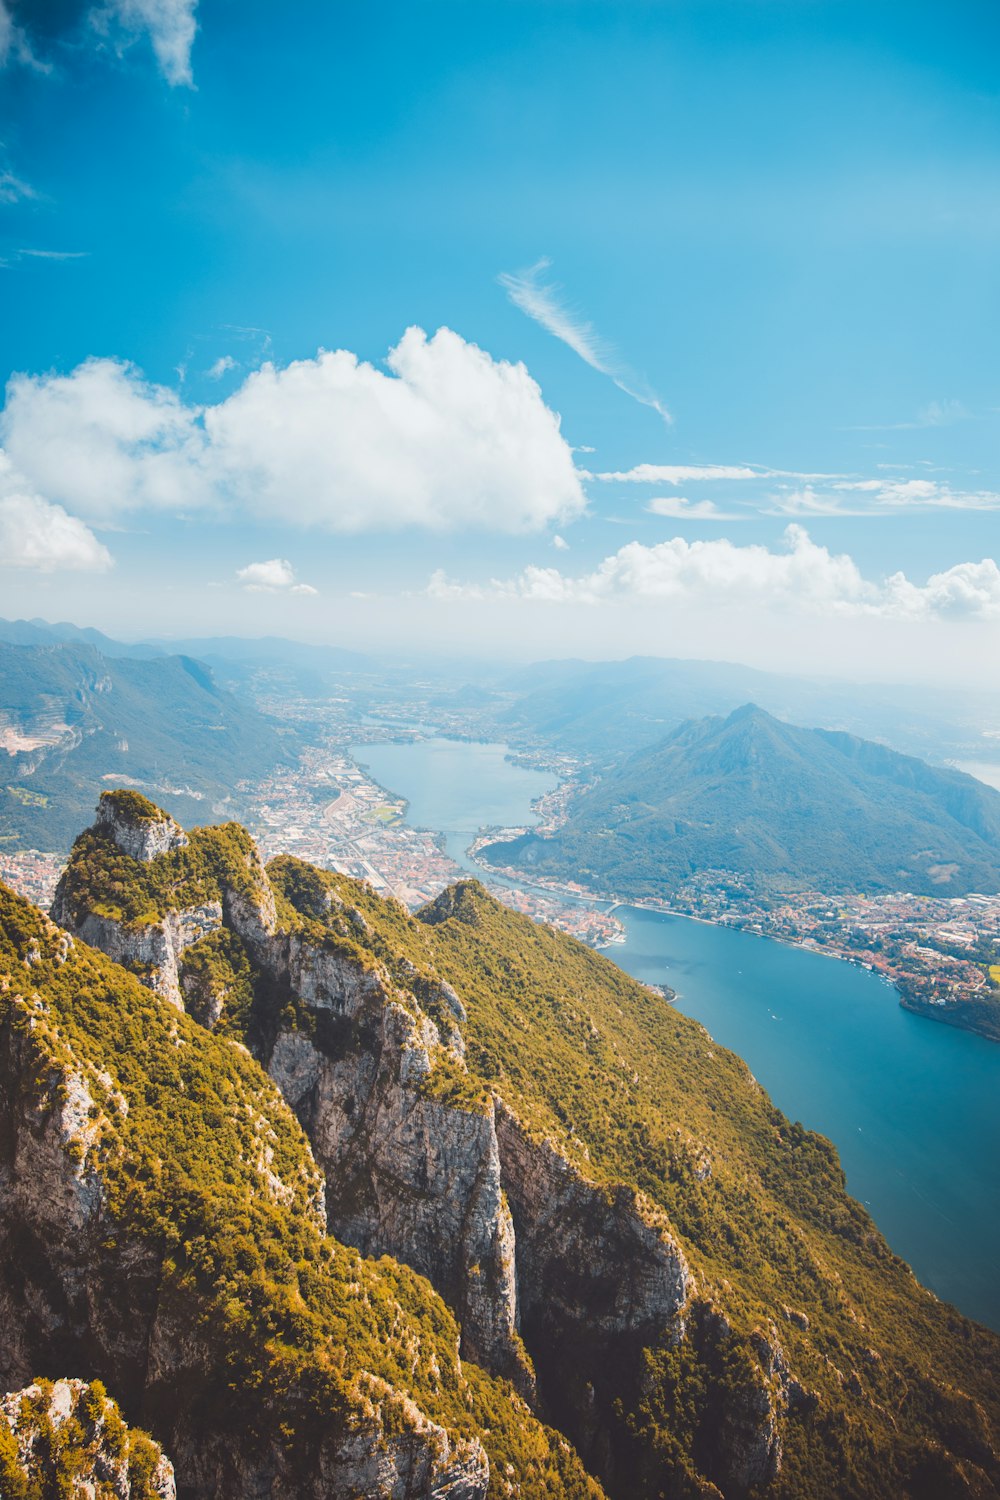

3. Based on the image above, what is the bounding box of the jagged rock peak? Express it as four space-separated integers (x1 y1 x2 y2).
96 789 189 862
420 878 497 927
0 1378 177 1499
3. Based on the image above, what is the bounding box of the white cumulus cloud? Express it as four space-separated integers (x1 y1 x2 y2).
2 329 585 535
427 525 1000 621
2 357 212 521
236 558 317 595
0 457 112 571
206 327 585 532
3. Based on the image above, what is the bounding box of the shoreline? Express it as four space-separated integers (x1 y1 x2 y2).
347 736 999 1044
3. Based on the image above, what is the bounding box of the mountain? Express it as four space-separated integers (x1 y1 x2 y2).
0 615 163 659
0 842 599 1497
499 656 1000 767
480 704 1000 899
0 642 293 851
28 789 1000 1499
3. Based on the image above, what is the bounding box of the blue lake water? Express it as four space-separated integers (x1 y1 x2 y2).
353 735 1000 1331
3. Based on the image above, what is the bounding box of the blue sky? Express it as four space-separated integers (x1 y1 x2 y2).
1 0 999 680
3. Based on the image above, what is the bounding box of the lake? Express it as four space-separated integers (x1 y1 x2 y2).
352 735 1000 1331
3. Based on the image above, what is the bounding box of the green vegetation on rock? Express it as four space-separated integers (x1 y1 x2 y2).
0 1378 169 1500
0 879 604 1499
257 858 1000 1498
54 816 261 927
42 802 1000 1499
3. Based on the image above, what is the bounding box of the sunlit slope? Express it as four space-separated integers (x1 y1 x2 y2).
49 796 1000 1499
275 864 1000 1499
0 879 603 1500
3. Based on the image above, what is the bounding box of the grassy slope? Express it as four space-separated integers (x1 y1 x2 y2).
0 880 603 1500
51 810 1000 1498
267 866 1000 1500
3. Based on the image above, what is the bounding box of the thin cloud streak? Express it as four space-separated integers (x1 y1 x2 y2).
0 169 37 204
499 257 673 424
17 248 89 261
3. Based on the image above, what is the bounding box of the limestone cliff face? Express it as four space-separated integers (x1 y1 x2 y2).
51 822 702 1466
51 904 223 1008
258 932 532 1395
47 810 814 1500
94 794 189 864
0 924 490 1500
0 1378 177 1499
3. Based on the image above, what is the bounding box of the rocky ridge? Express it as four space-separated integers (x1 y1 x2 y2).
42 792 1000 1499
1 858 600 1499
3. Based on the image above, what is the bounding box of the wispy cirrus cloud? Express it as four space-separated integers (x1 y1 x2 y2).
90 0 199 87
846 398 972 433
498 257 673 424
646 496 745 521
581 453 1000 520
588 462 758 484
16 248 88 261
0 168 37 204
769 477 1000 516
0 0 49 73
207 355 237 379
1 0 198 86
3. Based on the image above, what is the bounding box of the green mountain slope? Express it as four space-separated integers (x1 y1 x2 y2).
0 642 293 851
481 704 1000 898
0 874 602 1499
45 793 1000 1500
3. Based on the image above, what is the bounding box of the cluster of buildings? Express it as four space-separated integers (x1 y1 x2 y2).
0 848 63 910
658 877 1000 1010
239 743 624 947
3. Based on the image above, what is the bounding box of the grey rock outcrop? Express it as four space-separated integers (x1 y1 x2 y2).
260 935 533 1395
0 1378 177 1499
53 903 223 1008
0 964 487 1500
95 796 188 863
50 810 807 1498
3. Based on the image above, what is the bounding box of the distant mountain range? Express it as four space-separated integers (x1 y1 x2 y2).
481 704 1000 898
499 654 1000 767
0 640 293 850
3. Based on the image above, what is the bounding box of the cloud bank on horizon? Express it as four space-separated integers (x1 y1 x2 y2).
429 524 1000 623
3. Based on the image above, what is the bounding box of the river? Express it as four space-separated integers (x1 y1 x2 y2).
352 735 1000 1332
